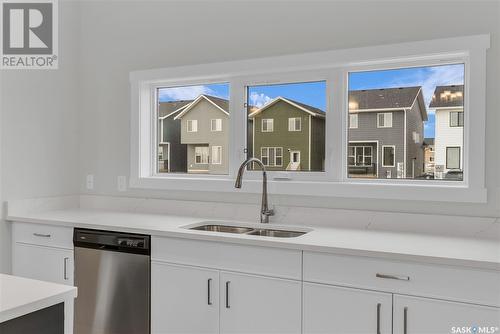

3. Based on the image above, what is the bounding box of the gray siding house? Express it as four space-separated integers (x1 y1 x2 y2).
348 86 427 178
174 95 229 174
158 100 191 173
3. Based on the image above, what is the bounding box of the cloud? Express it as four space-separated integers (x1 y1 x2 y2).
249 92 273 108
158 85 215 101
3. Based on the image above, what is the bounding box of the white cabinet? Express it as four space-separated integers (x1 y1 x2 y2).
303 282 392 334
220 272 301 334
13 242 74 285
393 295 500 334
151 262 219 334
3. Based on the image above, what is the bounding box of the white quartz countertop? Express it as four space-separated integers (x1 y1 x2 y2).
0 274 77 323
7 208 500 270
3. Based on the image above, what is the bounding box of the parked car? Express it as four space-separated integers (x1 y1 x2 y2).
444 169 463 180
416 172 435 180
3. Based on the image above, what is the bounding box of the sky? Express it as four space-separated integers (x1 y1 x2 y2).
157 64 464 138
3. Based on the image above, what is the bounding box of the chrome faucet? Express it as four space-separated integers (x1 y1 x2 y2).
235 158 274 224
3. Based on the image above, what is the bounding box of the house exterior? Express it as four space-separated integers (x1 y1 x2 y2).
158 100 191 173
348 86 427 178
429 85 464 178
423 138 435 174
248 97 325 171
174 95 229 174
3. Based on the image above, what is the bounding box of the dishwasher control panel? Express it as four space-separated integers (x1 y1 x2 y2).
74 228 150 255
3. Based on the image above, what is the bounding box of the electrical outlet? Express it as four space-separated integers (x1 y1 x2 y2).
117 176 127 192
86 174 94 190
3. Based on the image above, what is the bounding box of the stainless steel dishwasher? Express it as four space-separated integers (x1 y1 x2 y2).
73 228 150 334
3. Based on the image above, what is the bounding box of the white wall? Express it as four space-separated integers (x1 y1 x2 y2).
0 1 81 273
78 1 500 218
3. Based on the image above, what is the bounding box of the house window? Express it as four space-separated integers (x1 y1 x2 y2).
446 147 461 169
247 81 326 172
187 120 198 132
348 63 465 181
349 114 358 129
211 119 222 132
211 146 222 164
449 111 464 127
261 119 274 132
261 147 283 167
348 146 373 167
288 117 301 131
195 146 209 164
377 113 393 128
382 146 395 167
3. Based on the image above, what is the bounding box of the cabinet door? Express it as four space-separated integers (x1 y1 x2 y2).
13 243 74 285
151 262 219 334
393 295 500 334
220 271 301 334
303 282 392 334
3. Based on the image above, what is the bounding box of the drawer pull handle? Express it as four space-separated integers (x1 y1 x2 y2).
33 233 51 238
225 281 230 309
403 306 408 334
63 257 69 280
207 278 212 305
376 273 410 281
376 303 381 334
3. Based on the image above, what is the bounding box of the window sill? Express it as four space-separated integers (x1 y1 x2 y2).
129 176 487 203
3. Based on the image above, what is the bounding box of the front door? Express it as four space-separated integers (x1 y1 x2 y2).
290 151 300 164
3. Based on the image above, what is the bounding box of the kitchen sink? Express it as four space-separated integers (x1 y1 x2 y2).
187 223 308 238
190 224 254 234
246 229 306 238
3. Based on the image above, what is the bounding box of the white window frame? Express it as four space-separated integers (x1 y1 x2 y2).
261 118 274 132
288 117 301 131
382 145 396 167
261 147 283 167
449 111 464 127
349 114 358 129
195 146 209 164
377 112 393 128
212 146 222 165
130 35 489 203
187 119 198 132
211 118 222 132
446 146 461 170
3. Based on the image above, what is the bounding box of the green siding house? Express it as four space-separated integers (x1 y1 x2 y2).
248 97 325 171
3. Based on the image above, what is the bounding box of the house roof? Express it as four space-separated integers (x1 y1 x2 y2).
174 95 229 120
158 100 192 118
349 86 427 121
429 85 464 108
248 96 325 118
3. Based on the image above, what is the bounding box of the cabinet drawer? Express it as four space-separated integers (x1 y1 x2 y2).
304 251 500 307
152 236 302 280
13 222 73 249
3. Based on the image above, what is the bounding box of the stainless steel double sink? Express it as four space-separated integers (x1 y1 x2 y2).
189 224 307 238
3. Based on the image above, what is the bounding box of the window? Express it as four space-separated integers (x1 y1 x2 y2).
261 147 283 167
132 36 487 202
211 119 222 132
211 146 222 164
154 83 229 175
382 146 395 167
349 114 358 129
288 117 301 131
187 120 198 132
261 119 274 132
195 146 209 164
446 147 461 169
450 111 464 127
348 63 465 181
247 81 326 172
377 113 393 128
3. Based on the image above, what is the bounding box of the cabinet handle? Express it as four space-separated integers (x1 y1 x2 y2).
376 303 381 334
207 278 212 305
63 257 69 280
225 281 230 309
376 273 410 281
403 306 408 334
33 233 51 238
